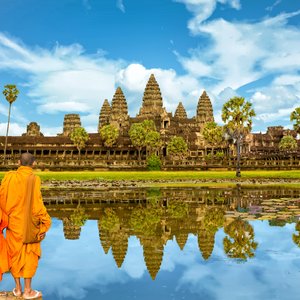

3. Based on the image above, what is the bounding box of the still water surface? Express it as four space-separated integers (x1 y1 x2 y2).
2 186 300 300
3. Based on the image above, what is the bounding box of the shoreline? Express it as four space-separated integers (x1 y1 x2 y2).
41 177 300 189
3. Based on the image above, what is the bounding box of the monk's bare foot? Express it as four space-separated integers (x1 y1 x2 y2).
0 291 7 296
23 289 42 299
12 288 22 297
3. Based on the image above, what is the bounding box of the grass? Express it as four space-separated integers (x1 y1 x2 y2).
0 170 300 182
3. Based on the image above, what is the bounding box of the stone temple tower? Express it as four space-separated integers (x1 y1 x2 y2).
61 114 81 137
109 87 129 130
98 99 111 132
174 102 187 119
137 74 165 118
196 91 214 125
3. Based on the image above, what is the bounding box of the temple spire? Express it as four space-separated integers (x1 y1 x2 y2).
174 102 187 119
109 87 129 129
98 99 111 132
196 90 214 124
138 74 164 118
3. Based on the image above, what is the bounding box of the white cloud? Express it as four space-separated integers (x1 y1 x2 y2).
116 63 202 117
174 0 241 34
37 101 91 114
116 0 125 13
266 0 281 12
0 122 25 136
175 9 300 131
0 33 126 135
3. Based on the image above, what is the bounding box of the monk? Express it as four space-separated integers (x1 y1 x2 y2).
0 153 51 299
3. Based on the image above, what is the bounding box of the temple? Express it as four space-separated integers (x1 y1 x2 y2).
0 74 299 170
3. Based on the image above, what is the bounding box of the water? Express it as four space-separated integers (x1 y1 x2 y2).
2 186 300 300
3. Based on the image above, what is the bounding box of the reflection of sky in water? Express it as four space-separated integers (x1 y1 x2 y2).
2 219 300 300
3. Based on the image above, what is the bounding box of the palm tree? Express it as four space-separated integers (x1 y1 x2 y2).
290 107 300 134
2 85 19 162
222 97 255 177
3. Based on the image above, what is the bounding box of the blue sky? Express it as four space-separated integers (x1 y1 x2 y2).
0 0 299 135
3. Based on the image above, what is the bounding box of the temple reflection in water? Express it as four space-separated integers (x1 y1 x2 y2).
43 186 300 279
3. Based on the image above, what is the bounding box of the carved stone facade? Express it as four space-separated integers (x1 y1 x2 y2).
0 73 299 170
22 122 44 137
61 114 81 137
98 99 111 132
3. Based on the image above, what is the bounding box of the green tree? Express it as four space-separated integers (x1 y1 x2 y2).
202 121 224 157
142 119 156 132
290 107 300 134
129 120 160 159
222 96 256 177
279 135 298 152
100 124 119 147
70 127 89 158
167 136 188 159
146 154 162 170
145 130 161 155
2 84 19 161
129 123 146 159
223 218 258 261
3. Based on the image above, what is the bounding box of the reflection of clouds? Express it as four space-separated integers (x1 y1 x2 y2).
172 222 300 300
2 220 300 300
122 236 146 279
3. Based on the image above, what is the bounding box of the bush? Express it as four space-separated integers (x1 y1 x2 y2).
147 155 161 171
215 151 225 160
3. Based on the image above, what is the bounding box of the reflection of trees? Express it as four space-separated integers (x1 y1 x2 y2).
223 218 257 260
99 208 120 231
62 206 89 240
204 207 225 232
293 221 300 248
146 188 162 205
168 202 188 219
129 207 163 236
70 205 89 227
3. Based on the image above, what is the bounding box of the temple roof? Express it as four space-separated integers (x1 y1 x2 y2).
174 102 187 119
196 91 214 124
111 87 128 117
99 99 111 131
138 74 164 118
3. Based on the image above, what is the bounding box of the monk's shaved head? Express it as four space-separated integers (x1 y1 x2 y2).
20 153 35 166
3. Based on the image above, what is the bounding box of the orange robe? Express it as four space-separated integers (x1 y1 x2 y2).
0 166 51 279
0 207 11 280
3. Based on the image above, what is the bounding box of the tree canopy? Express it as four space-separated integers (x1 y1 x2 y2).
167 136 188 159
70 127 89 154
202 121 224 150
222 97 256 136
129 120 161 158
290 107 300 134
279 135 298 152
100 124 119 147
3 84 19 104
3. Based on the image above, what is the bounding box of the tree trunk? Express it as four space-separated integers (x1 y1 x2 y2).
236 138 241 177
4 103 12 163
